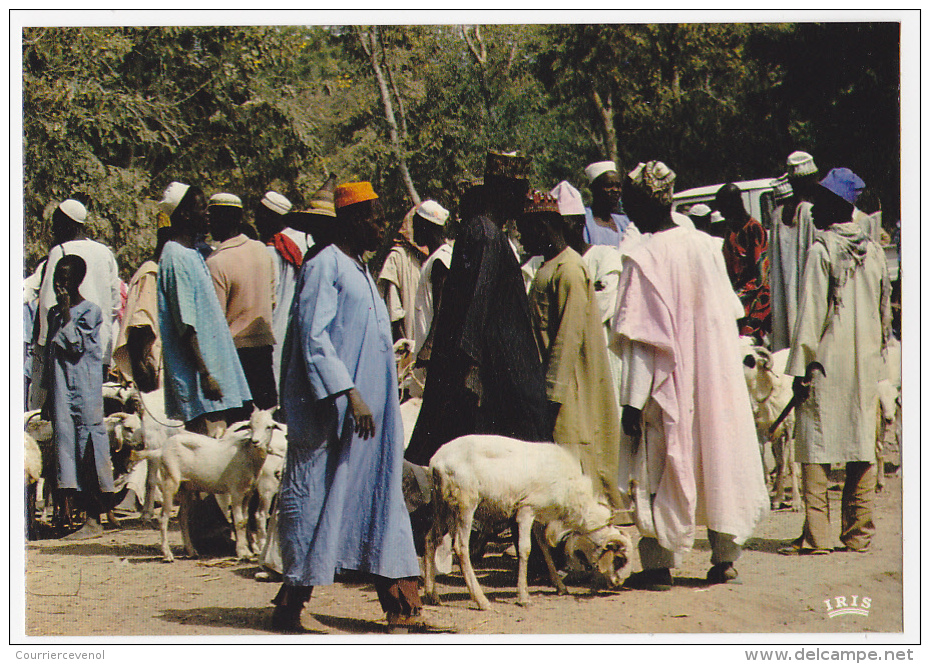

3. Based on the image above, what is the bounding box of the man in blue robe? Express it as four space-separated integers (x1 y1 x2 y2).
43 254 120 539
156 182 252 436
583 160 639 247
272 181 430 634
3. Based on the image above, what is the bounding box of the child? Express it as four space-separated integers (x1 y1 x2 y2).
43 254 120 539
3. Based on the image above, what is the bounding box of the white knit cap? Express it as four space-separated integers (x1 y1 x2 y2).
688 203 712 218
261 191 292 215
209 192 243 208
550 181 586 216
158 182 191 217
584 161 618 183
786 151 818 177
415 200 450 226
58 199 87 224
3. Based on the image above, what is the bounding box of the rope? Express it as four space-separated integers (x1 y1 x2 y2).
135 389 185 430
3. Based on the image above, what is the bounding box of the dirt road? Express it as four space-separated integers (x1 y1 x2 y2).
21 474 903 639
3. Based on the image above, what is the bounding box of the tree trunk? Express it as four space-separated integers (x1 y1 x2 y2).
360 26 420 206
591 88 619 165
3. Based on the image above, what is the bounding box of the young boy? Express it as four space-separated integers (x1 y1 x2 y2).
43 254 120 539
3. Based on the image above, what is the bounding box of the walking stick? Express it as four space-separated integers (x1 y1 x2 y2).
768 361 826 435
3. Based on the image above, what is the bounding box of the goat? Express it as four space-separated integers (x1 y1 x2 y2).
742 343 801 511
424 435 632 610
248 421 287 553
139 408 276 562
876 336 902 491
25 431 43 540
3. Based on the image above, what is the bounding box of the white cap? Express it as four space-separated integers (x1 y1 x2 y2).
786 151 817 177
158 182 191 218
415 200 449 226
261 191 292 215
710 211 725 224
550 181 586 216
584 161 618 183
688 203 712 218
58 199 87 224
209 192 243 208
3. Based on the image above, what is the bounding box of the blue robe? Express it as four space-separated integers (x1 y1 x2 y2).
583 208 633 247
278 245 419 586
157 241 252 423
44 300 114 492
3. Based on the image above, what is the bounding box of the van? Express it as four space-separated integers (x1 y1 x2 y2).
672 178 777 227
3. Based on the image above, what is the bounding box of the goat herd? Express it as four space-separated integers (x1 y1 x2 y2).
22 334 902 613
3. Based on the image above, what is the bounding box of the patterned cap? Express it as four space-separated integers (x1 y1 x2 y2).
335 182 379 209
771 174 794 202
261 191 292 216
307 175 337 218
209 192 243 208
523 189 560 215
787 151 818 178
484 150 531 182
627 161 676 205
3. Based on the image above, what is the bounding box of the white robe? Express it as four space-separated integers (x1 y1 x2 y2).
613 226 768 552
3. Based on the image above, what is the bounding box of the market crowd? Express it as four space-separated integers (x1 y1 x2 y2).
24 147 898 633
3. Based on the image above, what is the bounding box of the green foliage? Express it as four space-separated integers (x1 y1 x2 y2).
23 23 901 276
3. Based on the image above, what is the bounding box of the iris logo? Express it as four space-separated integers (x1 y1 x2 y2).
824 595 871 618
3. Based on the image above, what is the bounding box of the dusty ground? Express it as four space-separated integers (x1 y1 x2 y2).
21 474 903 639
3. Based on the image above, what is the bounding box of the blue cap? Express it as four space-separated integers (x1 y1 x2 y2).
818 168 865 205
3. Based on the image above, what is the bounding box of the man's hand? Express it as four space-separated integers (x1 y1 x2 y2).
622 406 643 453
792 375 811 405
201 372 223 401
348 388 375 440
135 358 159 393
55 286 71 322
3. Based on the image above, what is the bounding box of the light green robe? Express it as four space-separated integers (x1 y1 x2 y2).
528 247 622 507
786 222 892 464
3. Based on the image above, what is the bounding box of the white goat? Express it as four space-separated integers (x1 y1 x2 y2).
424 435 632 610
742 343 800 511
140 408 276 562
250 422 287 553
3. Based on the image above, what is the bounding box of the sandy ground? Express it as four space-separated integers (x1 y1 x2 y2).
21 474 903 639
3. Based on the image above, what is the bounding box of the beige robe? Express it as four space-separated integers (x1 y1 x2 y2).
378 244 423 341
786 222 891 464
528 247 622 507
769 201 816 352
112 260 160 386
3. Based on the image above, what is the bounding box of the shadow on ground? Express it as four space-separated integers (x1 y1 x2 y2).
158 606 292 633
310 613 388 634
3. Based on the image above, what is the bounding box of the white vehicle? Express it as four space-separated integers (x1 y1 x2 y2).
673 178 899 280
672 178 777 227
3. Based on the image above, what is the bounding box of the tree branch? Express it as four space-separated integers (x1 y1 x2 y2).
591 87 619 164
365 25 420 205
378 28 409 141
462 25 487 64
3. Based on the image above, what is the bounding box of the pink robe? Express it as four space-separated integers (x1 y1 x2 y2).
614 226 769 552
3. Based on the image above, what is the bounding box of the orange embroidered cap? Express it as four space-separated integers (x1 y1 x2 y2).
335 181 379 209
